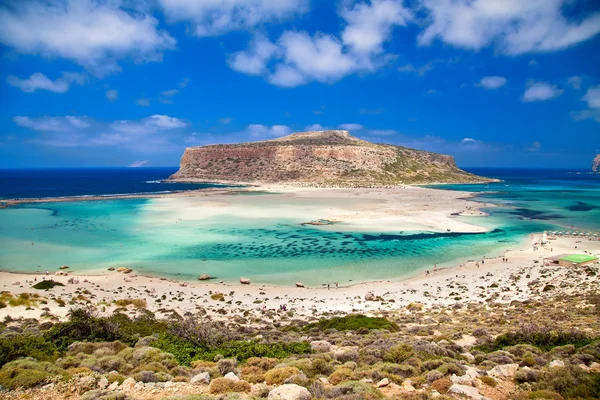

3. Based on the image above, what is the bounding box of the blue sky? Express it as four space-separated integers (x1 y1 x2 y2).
1 0 599 169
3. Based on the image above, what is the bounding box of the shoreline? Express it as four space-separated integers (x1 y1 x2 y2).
1 233 598 323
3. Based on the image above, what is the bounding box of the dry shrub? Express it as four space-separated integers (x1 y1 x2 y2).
241 366 266 383
208 377 251 394
431 378 452 394
114 298 147 309
480 375 498 387
245 357 278 370
264 367 300 385
329 367 354 385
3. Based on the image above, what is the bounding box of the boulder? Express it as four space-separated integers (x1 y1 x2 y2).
318 377 330 385
377 378 390 387
549 360 565 368
240 277 251 284
310 340 332 353
199 274 211 280
190 372 211 385
224 372 240 382
121 377 136 391
401 379 415 391
365 292 376 301
97 377 108 390
268 384 311 400
295 282 305 288
488 363 519 378
449 384 489 400
107 381 119 391
59 265 69 269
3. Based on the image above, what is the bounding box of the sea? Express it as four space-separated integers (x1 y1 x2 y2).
0 167 598 286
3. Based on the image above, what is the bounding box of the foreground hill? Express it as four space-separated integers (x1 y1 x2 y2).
169 130 491 186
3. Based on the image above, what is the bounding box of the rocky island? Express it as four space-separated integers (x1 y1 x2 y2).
169 130 491 186
593 154 600 173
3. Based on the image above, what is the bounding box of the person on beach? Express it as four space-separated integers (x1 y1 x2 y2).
327 284 330 290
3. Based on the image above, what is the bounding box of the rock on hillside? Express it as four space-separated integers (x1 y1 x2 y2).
169 130 491 186
593 154 600 173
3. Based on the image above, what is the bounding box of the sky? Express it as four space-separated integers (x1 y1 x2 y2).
1 0 600 169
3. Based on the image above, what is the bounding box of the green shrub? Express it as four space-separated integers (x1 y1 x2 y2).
0 359 59 389
151 333 311 366
303 314 398 332
0 334 60 367
533 366 600 399
264 366 300 385
475 326 598 353
32 280 64 290
329 381 384 399
384 343 415 363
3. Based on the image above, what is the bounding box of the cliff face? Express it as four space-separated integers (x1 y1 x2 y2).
169 130 489 186
593 154 600 173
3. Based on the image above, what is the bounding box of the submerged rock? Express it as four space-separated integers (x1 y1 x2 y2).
240 277 251 284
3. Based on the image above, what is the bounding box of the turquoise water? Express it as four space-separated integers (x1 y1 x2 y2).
0 168 597 286
0 198 552 286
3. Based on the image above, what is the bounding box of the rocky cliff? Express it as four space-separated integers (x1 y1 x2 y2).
593 154 600 173
169 130 491 186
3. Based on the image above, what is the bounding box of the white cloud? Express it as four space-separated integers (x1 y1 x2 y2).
567 76 582 90
582 85 600 109
161 89 179 96
366 129 397 136
111 115 186 135
128 160 149 167
219 117 233 124
136 98 150 106
571 85 600 122
461 138 476 143
338 124 364 131
247 124 292 138
229 34 278 76
527 141 542 151
418 0 600 55
398 63 433 76
341 0 412 57
159 0 308 37
522 82 563 102
6 71 85 93
305 124 324 131
478 76 507 90
178 77 190 88
230 0 412 87
0 0 176 76
105 89 118 101
14 115 90 132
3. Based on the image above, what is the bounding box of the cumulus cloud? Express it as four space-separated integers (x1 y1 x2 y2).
230 0 412 87
0 0 176 76
136 98 150 106
14 115 91 132
567 76 582 90
105 89 118 101
158 0 308 36
522 82 563 102
478 76 507 90
571 85 600 122
246 124 292 139
418 0 600 55
338 124 364 131
305 124 324 131
6 71 85 93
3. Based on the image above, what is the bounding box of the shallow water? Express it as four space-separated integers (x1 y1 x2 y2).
0 168 597 285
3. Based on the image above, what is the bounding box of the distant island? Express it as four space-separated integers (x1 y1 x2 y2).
593 154 600 173
169 130 492 186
